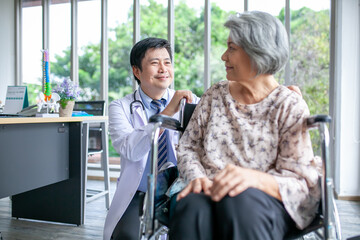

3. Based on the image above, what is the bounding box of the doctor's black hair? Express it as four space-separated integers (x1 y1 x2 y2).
130 37 172 85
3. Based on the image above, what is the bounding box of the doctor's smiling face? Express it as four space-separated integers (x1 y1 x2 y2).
133 48 173 100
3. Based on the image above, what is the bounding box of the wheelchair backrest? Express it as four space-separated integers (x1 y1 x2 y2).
182 103 197 130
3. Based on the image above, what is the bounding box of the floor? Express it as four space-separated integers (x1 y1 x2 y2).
0 180 359 240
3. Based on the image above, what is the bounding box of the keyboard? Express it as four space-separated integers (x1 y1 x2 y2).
0 114 29 118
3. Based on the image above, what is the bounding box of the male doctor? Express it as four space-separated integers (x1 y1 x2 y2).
103 37 200 240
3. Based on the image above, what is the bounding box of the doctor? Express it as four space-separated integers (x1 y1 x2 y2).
103 37 200 240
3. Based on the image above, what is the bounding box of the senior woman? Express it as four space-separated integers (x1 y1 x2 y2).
169 11 320 240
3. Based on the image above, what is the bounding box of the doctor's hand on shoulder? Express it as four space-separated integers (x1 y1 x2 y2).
161 90 194 117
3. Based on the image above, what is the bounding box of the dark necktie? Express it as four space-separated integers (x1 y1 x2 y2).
150 99 167 171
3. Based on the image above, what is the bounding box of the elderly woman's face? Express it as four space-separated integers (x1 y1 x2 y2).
221 37 254 81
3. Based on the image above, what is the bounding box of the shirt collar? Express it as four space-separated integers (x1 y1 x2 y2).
138 87 169 109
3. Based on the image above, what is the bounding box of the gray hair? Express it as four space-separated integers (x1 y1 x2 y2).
224 11 289 75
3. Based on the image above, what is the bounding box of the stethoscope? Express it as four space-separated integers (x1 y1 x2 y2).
130 90 145 114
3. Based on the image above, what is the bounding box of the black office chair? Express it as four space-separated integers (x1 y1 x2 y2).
139 99 342 240
74 100 110 210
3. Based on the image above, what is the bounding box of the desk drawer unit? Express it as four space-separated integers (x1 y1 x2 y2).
0 123 69 198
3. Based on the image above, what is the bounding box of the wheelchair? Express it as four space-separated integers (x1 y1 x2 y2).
139 99 342 240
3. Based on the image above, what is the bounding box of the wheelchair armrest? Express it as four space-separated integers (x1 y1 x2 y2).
304 114 342 239
149 114 184 132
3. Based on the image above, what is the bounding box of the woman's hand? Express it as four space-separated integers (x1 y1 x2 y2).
161 90 193 117
176 177 213 201
210 164 261 202
287 85 302 97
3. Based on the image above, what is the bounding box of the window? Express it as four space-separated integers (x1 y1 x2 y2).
50 0 71 86
141 0 168 40
107 0 134 163
289 1 330 116
248 0 284 15
174 0 204 96
78 0 101 100
21 0 42 105
107 0 133 103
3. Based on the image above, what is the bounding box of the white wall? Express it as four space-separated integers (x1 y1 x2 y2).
0 0 16 104
336 0 360 197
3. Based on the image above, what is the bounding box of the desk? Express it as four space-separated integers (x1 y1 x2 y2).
0 116 108 225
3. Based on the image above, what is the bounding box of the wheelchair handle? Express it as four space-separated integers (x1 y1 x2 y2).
306 114 331 126
149 114 183 132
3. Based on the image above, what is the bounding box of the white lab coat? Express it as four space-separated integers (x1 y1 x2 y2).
103 89 199 239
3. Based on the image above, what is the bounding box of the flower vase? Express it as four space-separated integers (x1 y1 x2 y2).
59 99 75 117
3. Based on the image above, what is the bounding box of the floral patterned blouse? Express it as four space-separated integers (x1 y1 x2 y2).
177 80 321 229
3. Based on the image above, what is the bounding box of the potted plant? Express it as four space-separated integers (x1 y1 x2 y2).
53 78 81 117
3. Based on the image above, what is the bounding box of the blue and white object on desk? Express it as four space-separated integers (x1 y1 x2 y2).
3 86 29 114
72 111 94 117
